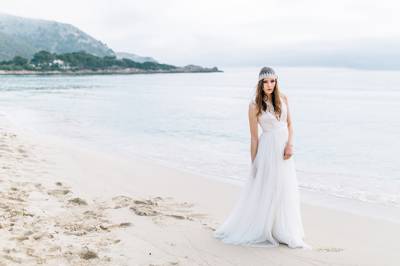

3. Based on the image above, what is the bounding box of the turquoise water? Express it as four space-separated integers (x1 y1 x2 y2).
0 67 399 207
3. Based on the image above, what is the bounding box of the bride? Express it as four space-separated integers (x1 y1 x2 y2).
213 67 310 249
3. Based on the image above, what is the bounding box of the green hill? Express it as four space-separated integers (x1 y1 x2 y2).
0 13 114 61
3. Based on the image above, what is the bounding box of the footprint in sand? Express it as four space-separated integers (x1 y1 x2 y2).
79 248 98 260
68 197 88 206
201 223 216 231
47 189 71 197
317 247 344 252
112 195 208 225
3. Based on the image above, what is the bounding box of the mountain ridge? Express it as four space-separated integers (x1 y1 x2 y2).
0 12 114 60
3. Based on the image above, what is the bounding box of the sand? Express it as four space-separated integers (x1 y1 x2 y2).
0 113 399 266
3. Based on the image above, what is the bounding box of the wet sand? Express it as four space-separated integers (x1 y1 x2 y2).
1 114 399 265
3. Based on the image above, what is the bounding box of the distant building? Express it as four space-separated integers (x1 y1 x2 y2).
50 59 70 69
52 59 64 65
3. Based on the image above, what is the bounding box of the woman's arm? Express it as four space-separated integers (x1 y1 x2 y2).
248 102 259 163
282 94 294 160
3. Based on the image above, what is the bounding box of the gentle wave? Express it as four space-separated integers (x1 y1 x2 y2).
0 67 399 211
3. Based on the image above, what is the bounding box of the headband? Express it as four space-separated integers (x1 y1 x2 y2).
258 67 277 81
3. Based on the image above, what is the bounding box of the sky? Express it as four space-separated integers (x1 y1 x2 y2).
1 0 399 68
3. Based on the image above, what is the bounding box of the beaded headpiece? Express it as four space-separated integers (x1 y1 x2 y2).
258 67 277 81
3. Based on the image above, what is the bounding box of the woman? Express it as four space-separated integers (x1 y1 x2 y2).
213 67 310 249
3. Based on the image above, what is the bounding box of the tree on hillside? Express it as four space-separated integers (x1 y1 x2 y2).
31 51 56 66
12 56 28 66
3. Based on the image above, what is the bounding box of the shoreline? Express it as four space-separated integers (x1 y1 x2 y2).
4 108 400 225
6 109 400 223
0 68 223 76
1 112 400 265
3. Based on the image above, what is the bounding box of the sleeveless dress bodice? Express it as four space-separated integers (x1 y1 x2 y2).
258 98 288 133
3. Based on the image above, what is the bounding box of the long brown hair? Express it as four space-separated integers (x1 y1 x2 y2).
255 78 282 120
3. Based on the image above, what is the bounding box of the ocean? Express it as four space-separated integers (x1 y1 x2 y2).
1 66 399 213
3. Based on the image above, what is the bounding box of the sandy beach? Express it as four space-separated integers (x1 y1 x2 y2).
1 113 399 266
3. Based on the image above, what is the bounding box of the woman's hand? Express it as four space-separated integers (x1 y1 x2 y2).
283 143 293 160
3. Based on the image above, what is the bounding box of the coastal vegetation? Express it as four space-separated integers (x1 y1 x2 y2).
0 50 220 74
0 50 177 71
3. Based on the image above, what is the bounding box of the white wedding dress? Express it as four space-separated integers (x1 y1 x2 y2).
214 97 310 249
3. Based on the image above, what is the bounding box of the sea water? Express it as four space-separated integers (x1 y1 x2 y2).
0 67 399 214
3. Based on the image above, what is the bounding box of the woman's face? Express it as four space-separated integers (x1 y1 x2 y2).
262 77 276 96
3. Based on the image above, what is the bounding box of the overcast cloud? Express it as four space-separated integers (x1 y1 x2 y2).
1 0 399 68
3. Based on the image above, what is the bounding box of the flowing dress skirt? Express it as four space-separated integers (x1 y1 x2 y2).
214 127 310 248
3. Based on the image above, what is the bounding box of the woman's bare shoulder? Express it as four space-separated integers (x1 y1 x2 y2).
280 92 288 103
249 97 257 106
248 99 259 114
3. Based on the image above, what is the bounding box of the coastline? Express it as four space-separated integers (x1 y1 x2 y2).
1 114 400 265
0 68 223 76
